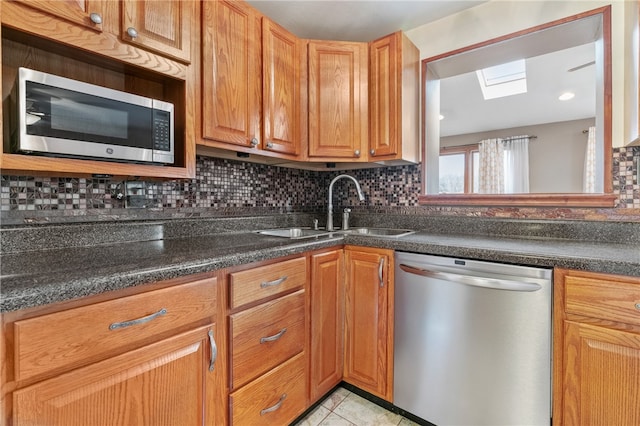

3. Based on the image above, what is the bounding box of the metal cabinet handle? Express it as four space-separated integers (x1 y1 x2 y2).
109 308 167 330
378 258 385 287
127 27 139 39
260 327 287 344
250 138 259 147
398 264 542 292
370 149 375 155
635 303 640 311
260 394 287 416
266 141 274 148
354 149 361 157
89 12 102 25
208 330 217 372
261 276 287 288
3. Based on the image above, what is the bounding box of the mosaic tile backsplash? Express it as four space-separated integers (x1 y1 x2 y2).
1 147 639 224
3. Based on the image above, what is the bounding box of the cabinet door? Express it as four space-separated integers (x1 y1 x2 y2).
202 0 262 148
15 0 104 32
308 40 368 161
310 250 344 401
369 32 420 162
562 321 640 425
262 18 306 157
343 247 394 401
369 33 399 158
122 0 193 63
13 325 219 426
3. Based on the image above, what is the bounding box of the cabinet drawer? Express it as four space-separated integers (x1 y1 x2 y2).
230 290 305 389
230 256 306 309
14 278 216 381
230 352 307 426
565 273 640 326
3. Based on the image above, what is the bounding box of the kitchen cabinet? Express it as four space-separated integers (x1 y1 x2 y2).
369 31 420 163
262 18 307 157
227 255 309 424
201 0 261 150
1 0 196 179
308 40 369 162
554 269 640 425
2 275 222 426
310 249 345 401
343 245 394 401
10 0 193 63
11 0 105 33
13 325 216 426
201 2 306 159
121 0 194 63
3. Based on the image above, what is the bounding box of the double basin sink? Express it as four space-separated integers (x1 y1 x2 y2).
255 227 416 239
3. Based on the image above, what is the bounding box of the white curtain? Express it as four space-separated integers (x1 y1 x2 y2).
503 136 530 193
583 126 596 193
478 138 504 193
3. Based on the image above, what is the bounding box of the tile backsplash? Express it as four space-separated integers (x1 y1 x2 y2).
1 147 639 224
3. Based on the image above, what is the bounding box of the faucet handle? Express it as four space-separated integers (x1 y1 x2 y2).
343 208 351 213
313 218 319 230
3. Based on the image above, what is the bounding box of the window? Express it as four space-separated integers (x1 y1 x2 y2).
439 145 479 194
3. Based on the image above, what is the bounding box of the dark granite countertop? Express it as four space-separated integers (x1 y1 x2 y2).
1 215 639 313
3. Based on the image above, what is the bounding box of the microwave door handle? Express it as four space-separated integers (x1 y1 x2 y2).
398 264 542 292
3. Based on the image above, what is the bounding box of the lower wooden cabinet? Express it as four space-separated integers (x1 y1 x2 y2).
554 268 640 426
343 246 394 401
2 275 222 426
226 256 309 425
13 325 217 426
310 249 345 401
229 352 307 425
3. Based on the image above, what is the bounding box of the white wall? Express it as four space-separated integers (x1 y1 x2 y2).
441 118 596 193
405 0 635 148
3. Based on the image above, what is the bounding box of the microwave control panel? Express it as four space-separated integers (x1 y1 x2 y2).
153 109 172 152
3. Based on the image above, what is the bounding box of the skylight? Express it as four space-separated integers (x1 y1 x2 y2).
476 59 527 100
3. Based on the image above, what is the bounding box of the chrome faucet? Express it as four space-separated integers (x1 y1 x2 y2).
327 174 365 231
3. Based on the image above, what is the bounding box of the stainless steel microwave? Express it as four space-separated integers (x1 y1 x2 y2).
10 67 174 165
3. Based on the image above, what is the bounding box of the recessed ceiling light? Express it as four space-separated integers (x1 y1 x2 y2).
439 114 445 120
558 92 575 101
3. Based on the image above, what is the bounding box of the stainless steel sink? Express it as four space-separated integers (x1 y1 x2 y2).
255 227 415 239
255 228 331 239
341 227 416 238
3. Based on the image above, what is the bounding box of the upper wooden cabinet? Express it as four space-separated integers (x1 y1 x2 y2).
13 0 105 32
200 2 306 159
308 40 368 162
201 0 262 150
554 269 640 425
369 32 420 163
262 18 307 157
121 0 193 63
1 0 197 179
343 245 394 401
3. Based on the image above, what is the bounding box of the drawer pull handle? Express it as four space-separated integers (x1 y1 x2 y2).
261 276 288 288
260 327 287 344
260 394 287 416
109 308 167 330
208 330 217 372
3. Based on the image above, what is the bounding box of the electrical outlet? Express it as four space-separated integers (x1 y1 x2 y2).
125 181 147 209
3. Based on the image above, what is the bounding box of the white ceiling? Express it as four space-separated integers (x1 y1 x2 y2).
245 0 597 138
245 0 485 42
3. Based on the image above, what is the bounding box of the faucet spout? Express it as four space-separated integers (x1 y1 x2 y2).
327 174 365 231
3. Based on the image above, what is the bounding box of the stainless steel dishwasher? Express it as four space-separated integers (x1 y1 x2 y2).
393 252 552 426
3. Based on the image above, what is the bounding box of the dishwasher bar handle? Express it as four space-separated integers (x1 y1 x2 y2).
398 264 542 292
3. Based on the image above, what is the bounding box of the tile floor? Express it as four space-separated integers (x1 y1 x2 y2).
295 387 420 426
